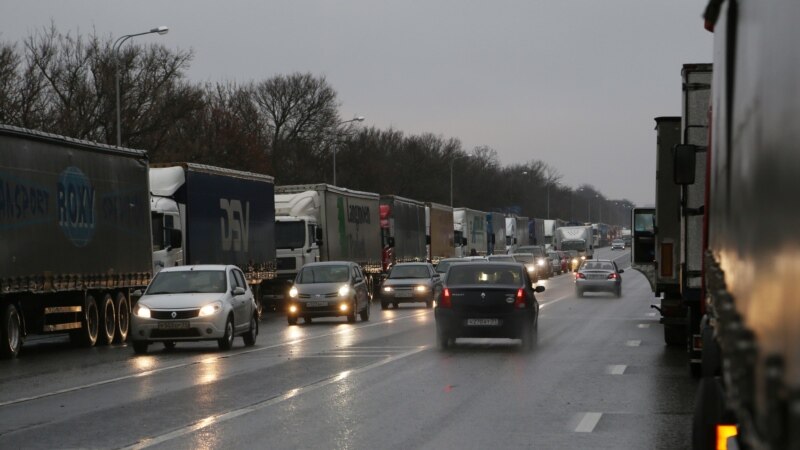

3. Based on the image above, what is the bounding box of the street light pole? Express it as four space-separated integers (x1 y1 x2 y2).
450 159 454 207
113 26 169 147
333 116 365 186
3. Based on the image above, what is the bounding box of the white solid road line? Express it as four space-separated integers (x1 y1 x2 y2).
625 340 642 347
0 310 430 408
574 412 603 433
637 324 651 329
120 346 428 450
606 365 627 375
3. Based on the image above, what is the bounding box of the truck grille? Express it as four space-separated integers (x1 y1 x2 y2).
277 258 297 270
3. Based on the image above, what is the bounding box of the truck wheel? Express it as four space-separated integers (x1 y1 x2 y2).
664 325 685 346
114 293 129 343
218 316 235 351
132 341 149 354
1 304 22 359
99 294 116 346
73 295 99 348
243 314 258 346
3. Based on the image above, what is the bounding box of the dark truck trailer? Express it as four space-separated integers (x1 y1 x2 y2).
691 2 800 449
150 163 276 314
0 125 152 358
380 195 427 271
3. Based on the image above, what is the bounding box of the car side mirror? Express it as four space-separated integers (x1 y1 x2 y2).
534 285 546 293
132 289 143 299
233 286 246 296
618 269 625 274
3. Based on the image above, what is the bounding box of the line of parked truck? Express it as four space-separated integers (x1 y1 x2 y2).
0 124 614 359
631 2 800 447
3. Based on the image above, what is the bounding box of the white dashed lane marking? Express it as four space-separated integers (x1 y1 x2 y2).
574 412 603 433
606 365 627 375
625 340 641 347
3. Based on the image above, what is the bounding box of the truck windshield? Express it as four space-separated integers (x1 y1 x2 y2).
297 265 350 284
276 221 306 249
561 241 587 251
146 270 227 295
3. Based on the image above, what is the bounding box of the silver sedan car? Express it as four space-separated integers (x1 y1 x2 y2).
574 259 624 297
130 265 258 354
380 262 442 309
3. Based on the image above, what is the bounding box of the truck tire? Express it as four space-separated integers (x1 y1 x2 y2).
1 304 22 359
114 293 129 343
71 295 99 348
99 294 116 346
664 325 685 346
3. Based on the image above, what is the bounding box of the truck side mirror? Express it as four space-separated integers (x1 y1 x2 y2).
673 144 699 185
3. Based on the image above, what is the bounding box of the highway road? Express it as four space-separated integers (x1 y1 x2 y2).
0 248 698 449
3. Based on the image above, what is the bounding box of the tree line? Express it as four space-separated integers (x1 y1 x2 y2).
0 25 633 226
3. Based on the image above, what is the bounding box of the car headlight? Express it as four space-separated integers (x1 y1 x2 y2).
383 286 394 292
289 286 298 298
199 301 222 317
134 304 151 319
537 259 546 266
338 285 351 297
339 303 349 311
580 256 586 260
415 285 428 293
525 264 535 272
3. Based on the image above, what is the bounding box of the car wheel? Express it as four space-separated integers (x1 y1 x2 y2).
576 288 583 298
218 315 234 351
615 287 622 298
347 304 357 323
132 341 149 354
392 302 399 309
359 302 370 322
426 300 433 309
287 315 298 326
521 324 536 352
380 302 388 310
163 341 176 350
243 314 258 346
436 326 451 350
304 316 313 324
1 304 22 359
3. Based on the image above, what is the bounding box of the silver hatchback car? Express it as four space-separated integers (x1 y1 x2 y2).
130 265 258 354
575 259 624 297
286 261 371 325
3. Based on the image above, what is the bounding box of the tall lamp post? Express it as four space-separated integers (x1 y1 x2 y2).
333 116 365 186
113 26 169 147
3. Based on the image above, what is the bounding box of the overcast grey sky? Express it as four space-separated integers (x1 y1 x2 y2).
1 0 712 205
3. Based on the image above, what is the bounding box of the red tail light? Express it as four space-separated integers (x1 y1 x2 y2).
515 288 526 309
607 273 618 280
440 288 452 308
576 272 586 279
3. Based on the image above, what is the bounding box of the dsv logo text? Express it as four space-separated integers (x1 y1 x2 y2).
220 199 249 252
348 205 371 225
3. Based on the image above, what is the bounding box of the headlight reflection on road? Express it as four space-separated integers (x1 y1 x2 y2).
198 358 220 385
131 355 157 371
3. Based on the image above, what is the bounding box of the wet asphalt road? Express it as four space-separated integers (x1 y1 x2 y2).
0 248 697 449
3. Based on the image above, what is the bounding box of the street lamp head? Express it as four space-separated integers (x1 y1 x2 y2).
354 116 365 122
151 26 169 35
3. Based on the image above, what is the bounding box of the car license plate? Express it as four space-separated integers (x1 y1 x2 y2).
466 318 500 326
589 274 605 280
157 321 189 330
306 301 328 307
394 291 413 298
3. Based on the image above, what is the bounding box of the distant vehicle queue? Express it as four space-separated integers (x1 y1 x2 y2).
0 124 627 359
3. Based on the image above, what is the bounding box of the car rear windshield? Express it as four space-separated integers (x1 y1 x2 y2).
389 265 429 279
582 262 615 271
147 270 227 295
446 265 522 286
297 265 350 284
435 260 455 273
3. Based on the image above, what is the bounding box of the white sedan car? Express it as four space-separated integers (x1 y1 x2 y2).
130 265 258 354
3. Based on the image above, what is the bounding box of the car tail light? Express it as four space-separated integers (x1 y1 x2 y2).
440 288 452 308
576 272 586 279
607 273 618 280
514 288 526 309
